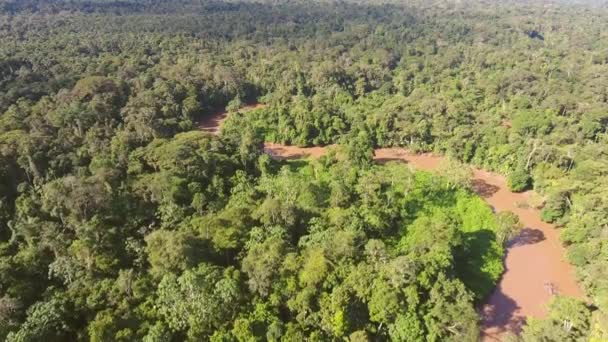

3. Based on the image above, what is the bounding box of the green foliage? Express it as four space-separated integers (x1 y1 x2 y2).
436 158 473 190
242 231 286 297
423 274 479 342
507 168 531 192
519 297 592 342
495 211 523 246
512 111 553 137
145 230 203 277
540 193 569 223
156 264 242 340
453 195 504 299
388 312 424 341
6 296 73 342
345 130 375 168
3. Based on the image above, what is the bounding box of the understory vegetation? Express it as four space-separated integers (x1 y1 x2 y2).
0 0 606 340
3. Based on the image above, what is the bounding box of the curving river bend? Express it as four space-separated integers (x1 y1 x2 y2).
199 105 583 341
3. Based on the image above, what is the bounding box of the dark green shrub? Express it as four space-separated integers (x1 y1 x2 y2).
507 169 531 192
540 194 567 223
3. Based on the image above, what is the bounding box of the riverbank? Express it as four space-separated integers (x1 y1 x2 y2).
201 106 583 340
197 103 266 134
263 144 583 341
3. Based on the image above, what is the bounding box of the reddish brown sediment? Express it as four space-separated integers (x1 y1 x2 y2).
202 111 583 341
263 142 329 160
197 103 266 134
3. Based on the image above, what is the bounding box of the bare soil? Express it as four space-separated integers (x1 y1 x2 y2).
263 142 329 159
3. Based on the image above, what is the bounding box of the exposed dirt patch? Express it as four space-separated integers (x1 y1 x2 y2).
263 143 329 160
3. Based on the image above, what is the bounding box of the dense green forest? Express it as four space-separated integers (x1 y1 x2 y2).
0 0 607 340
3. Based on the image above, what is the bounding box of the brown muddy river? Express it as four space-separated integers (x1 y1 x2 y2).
199 107 583 341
